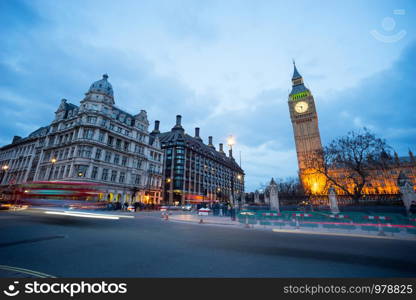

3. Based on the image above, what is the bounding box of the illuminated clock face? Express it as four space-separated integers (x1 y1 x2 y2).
294 101 309 113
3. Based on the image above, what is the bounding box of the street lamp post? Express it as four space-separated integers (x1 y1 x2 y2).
48 158 57 181
1 165 9 185
227 135 238 221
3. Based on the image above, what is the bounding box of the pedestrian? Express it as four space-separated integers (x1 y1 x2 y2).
123 201 128 211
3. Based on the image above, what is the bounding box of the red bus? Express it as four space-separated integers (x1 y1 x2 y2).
17 181 106 210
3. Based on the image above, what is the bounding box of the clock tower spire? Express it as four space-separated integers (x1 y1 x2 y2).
288 62 325 194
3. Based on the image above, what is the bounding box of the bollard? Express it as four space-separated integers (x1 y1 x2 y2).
199 217 204 224
164 213 169 221
377 222 385 236
295 218 300 229
245 215 250 228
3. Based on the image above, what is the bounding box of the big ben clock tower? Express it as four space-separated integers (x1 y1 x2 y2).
288 62 324 193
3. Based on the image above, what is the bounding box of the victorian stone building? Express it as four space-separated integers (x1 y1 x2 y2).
150 115 245 205
0 74 163 204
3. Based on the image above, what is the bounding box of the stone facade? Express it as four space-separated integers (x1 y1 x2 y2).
287 64 416 198
0 74 164 204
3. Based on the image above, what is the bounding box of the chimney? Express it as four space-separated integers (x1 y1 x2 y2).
195 127 200 138
12 136 22 144
172 115 184 132
154 120 160 132
219 143 224 153
208 136 213 145
229 148 233 158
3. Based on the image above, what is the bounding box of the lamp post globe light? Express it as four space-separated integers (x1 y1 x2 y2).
1 165 9 186
48 158 57 181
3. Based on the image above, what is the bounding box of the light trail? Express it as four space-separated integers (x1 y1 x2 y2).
44 211 120 220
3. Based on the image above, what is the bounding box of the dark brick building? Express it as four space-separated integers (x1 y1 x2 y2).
150 115 244 205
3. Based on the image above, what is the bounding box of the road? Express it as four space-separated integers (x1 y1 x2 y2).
0 209 415 277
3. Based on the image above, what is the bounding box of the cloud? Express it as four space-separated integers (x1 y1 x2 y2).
0 0 415 191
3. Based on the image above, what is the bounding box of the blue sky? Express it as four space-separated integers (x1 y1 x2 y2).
1 0 415 191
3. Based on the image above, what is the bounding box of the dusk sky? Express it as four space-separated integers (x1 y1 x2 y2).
1 0 415 191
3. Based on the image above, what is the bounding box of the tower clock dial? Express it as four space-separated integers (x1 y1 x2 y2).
294 101 309 113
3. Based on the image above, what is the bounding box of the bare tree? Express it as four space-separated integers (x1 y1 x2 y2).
311 128 392 203
276 177 303 196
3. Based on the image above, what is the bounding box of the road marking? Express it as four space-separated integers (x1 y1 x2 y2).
0 265 56 278
0 235 66 247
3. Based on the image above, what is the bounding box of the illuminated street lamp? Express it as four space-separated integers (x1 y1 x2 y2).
227 135 235 156
48 158 57 180
1 165 9 185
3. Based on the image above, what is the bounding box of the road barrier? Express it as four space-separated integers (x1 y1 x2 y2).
237 210 416 236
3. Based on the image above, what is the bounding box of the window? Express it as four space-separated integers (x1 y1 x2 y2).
43 152 51 162
101 169 109 181
95 149 102 160
65 165 71 177
134 144 143 154
53 166 59 179
121 156 127 166
78 146 92 158
107 136 114 146
124 142 129 152
132 174 141 185
110 170 117 182
98 131 105 142
113 154 120 164
48 136 55 146
87 116 97 124
134 159 142 169
59 166 65 178
104 151 112 163
91 167 98 179
39 167 47 180
116 139 122 149
83 128 94 139
119 172 125 183
174 180 183 189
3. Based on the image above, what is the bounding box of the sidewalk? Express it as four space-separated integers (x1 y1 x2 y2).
168 214 238 226
168 213 416 240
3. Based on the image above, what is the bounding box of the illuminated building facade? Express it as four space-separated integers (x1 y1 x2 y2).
288 62 326 195
0 74 163 204
288 63 416 198
152 115 245 205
